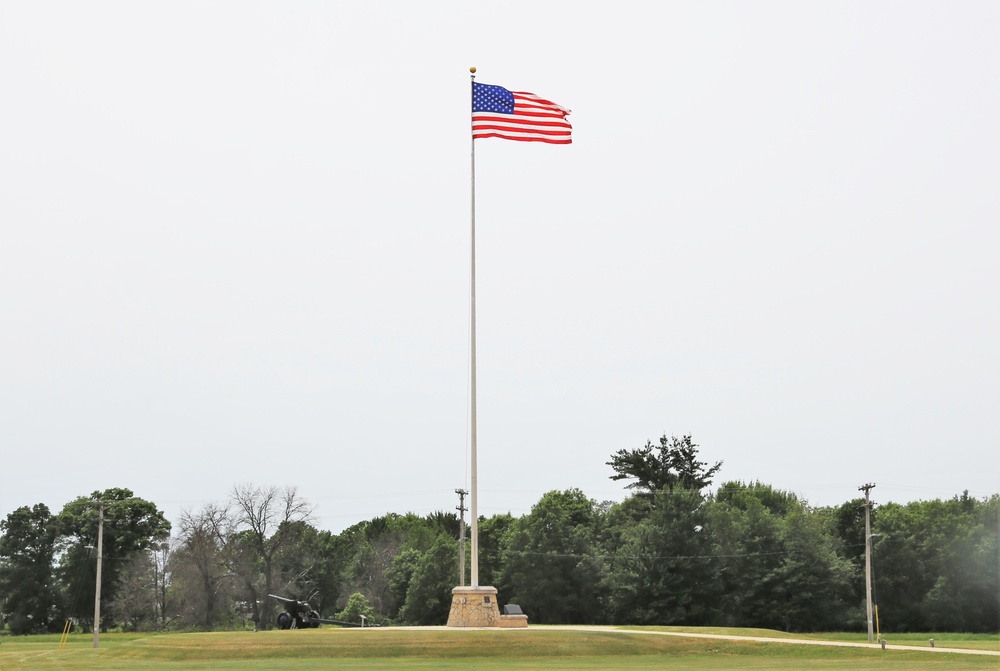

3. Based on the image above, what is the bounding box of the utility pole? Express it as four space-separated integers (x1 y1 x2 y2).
455 489 468 587
859 483 876 644
93 501 105 649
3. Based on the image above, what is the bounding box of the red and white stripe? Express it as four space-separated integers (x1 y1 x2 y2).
472 91 572 144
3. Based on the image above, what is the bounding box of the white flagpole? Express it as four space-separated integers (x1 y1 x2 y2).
468 66 480 589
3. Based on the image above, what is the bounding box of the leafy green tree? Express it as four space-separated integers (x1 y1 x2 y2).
870 494 998 632
477 512 515 591
605 488 713 625
386 547 422 620
0 504 61 634
913 493 998 632
422 511 460 541
348 511 465 622
57 489 170 629
870 500 932 631
269 520 336 605
706 483 855 632
748 508 854 632
335 592 374 624
819 497 870 604
715 481 800 517
607 434 722 498
398 536 458 625
501 489 607 624
289 526 343 619
335 515 414 616
705 484 788 627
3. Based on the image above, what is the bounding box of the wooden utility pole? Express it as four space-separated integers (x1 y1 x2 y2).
93 501 105 649
859 483 876 643
456 489 468 586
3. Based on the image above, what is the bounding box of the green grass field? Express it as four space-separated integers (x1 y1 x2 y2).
2 627 997 671
622 626 1000 651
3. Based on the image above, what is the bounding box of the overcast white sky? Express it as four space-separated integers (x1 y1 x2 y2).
2 2 997 536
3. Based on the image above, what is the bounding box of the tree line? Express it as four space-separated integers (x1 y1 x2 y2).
1 435 997 634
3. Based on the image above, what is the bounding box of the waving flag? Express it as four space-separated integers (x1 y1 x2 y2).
472 82 572 144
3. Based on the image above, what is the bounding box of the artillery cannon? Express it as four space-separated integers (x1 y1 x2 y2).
268 594 372 629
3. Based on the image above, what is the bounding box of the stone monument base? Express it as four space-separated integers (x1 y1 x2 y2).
498 613 529 628
446 586 502 627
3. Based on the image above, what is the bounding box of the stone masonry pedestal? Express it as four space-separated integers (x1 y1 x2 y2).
446 586 501 627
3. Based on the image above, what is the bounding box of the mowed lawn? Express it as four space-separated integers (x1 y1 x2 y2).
621 626 1000 651
2 627 998 671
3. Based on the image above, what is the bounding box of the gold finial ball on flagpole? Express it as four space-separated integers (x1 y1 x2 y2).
470 66 477 73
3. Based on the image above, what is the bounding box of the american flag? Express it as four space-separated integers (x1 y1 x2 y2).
472 82 572 144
